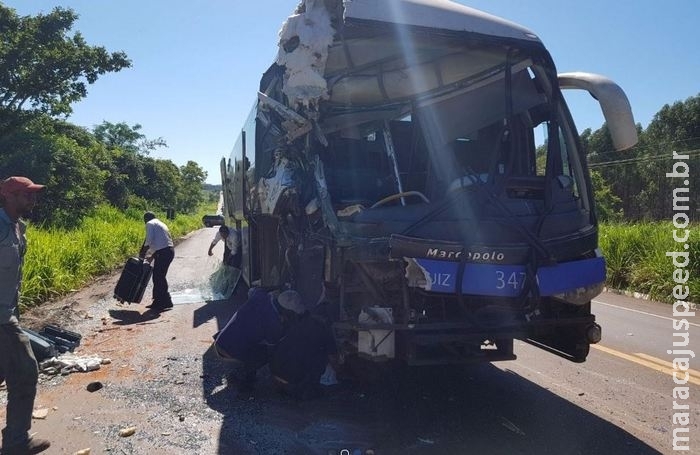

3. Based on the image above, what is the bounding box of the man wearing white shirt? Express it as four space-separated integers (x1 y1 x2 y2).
139 212 174 311
207 225 241 267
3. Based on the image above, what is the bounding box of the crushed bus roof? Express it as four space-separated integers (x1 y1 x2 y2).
343 0 540 42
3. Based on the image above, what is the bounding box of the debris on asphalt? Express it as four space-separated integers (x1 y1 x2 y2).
118 426 137 437
32 408 50 419
500 416 526 436
86 381 103 392
39 353 108 376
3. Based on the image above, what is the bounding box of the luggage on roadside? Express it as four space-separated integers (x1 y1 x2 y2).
40 324 82 352
22 328 58 361
113 257 152 304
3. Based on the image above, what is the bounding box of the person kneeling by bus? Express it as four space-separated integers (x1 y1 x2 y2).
270 300 338 400
214 288 304 396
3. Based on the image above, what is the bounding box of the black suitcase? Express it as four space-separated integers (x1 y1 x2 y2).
22 328 58 361
113 257 152 304
41 325 82 352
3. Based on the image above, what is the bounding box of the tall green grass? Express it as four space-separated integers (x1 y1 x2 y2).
20 203 216 309
599 222 699 303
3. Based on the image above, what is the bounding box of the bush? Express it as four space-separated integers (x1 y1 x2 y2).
20 202 216 309
599 222 699 303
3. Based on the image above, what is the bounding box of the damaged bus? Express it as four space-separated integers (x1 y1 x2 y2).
221 0 637 365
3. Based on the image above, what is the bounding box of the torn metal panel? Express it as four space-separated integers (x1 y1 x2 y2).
404 257 431 290
257 92 312 143
257 153 299 215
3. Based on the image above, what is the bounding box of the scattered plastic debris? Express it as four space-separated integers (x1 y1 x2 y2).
39 353 107 376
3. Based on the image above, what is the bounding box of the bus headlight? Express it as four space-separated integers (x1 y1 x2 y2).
553 282 604 306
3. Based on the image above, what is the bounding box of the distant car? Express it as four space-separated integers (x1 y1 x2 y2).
202 214 225 228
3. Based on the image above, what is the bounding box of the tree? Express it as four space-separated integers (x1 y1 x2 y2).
582 124 644 219
178 161 207 213
139 158 182 210
101 148 142 209
92 121 170 209
93 121 167 155
0 5 131 136
0 116 107 227
638 94 700 220
590 170 623 221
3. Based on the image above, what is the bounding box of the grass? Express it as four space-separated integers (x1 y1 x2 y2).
20 203 216 310
599 222 699 303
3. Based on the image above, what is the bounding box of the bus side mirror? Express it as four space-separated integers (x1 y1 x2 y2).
558 72 638 151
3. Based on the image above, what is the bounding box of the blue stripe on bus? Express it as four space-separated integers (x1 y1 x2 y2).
414 257 606 297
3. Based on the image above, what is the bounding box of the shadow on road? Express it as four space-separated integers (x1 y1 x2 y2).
191 289 662 455
107 308 163 325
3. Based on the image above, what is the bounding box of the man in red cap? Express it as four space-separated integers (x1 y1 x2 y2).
0 176 51 454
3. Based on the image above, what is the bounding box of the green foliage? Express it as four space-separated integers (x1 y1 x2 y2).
590 171 623 221
93 121 167 155
585 94 699 221
178 161 208 213
0 5 131 135
645 95 700 148
0 117 108 227
91 123 206 215
600 222 699 303
0 114 208 226
20 202 216 309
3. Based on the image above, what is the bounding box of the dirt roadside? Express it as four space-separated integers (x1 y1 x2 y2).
0 229 251 454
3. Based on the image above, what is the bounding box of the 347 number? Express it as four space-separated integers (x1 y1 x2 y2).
495 271 526 290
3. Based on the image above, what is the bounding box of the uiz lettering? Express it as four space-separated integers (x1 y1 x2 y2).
430 273 452 287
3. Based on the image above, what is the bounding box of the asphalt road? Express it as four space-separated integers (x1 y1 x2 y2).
498 295 699 455
1 228 697 455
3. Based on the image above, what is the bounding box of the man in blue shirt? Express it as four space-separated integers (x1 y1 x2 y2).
214 288 305 396
270 300 338 399
0 176 51 454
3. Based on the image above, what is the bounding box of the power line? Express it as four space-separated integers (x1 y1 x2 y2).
586 137 700 161
589 148 700 169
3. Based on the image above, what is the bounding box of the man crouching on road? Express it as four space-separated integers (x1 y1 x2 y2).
0 176 51 455
214 288 305 398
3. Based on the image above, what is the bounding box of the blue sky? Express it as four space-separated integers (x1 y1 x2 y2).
4 0 699 183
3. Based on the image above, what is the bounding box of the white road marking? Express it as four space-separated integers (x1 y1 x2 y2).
592 299 700 328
